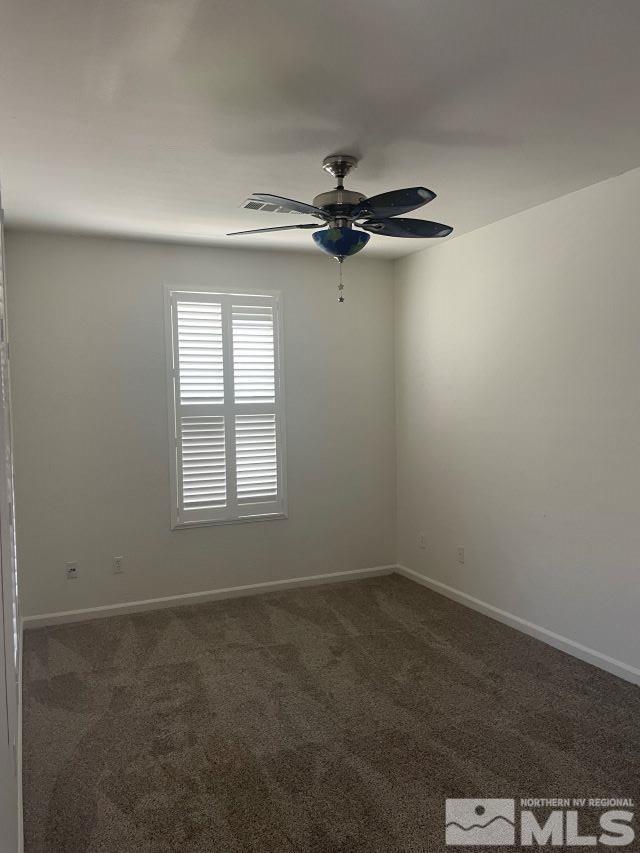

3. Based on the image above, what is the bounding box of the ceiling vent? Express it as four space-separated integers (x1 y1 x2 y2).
241 199 304 214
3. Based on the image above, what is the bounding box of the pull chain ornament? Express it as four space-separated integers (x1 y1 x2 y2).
337 256 345 303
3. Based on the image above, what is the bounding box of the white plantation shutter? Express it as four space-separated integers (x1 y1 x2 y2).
232 305 276 404
177 301 224 405
180 415 227 509
166 289 286 527
235 414 278 503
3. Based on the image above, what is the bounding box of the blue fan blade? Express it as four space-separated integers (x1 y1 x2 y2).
352 187 436 219
360 218 453 238
249 194 327 217
227 223 319 236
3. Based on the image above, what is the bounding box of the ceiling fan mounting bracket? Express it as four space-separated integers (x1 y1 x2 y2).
322 154 359 186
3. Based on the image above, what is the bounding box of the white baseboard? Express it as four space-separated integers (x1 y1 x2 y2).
22 565 396 629
23 562 639 685
396 564 640 686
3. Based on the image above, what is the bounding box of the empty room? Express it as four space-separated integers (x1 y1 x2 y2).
0 1 639 851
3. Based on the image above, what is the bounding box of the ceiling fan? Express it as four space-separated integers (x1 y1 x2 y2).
228 154 453 301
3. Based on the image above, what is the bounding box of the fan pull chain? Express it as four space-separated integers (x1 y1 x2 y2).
337 257 345 303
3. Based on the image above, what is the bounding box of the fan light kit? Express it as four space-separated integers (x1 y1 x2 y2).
228 154 453 302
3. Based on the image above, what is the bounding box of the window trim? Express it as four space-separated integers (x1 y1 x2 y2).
164 285 288 530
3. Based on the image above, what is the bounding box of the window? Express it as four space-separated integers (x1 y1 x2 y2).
165 288 286 527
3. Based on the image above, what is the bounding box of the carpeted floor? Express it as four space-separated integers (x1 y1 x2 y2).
23 573 639 852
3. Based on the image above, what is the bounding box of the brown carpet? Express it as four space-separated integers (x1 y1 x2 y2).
23 573 639 852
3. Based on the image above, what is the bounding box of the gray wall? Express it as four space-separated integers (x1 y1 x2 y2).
395 167 640 673
7 231 396 616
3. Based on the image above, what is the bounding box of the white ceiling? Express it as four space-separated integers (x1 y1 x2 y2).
2 0 640 258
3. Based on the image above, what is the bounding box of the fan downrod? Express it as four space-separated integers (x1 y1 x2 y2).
322 154 358 188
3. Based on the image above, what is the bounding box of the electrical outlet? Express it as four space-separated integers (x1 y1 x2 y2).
112 556 124 574
65 561 79 580
417 532 427 550
457 547 465 565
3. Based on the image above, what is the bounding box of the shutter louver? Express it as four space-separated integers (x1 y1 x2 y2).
180 416 226 508
168 290 285 526
177 301 224 405
236 414 278 503
232 305 275 404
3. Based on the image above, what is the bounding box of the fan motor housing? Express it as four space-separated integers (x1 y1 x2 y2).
313 188 366 218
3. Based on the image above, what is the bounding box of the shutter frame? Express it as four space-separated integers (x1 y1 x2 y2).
165 287 287 528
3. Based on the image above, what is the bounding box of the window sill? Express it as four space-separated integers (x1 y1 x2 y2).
171 511 288 531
